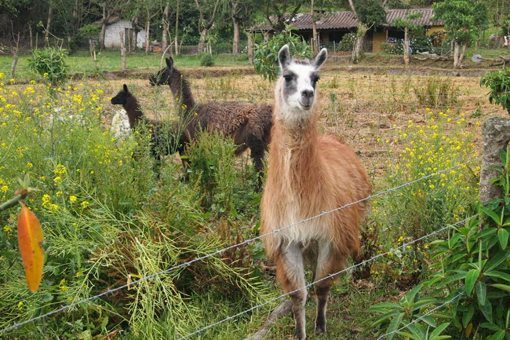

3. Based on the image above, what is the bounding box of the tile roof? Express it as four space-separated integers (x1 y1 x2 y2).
252 8 442 31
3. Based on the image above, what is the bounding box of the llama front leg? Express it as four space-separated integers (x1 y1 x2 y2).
313 241 346 334
274 242 307 339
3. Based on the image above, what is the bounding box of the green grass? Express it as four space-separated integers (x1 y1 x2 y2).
0 50 251 82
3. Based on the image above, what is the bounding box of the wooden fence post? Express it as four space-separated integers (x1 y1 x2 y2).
480 117 510 203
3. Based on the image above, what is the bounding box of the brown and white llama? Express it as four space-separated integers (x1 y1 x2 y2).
260 45 371 339
149 57 272 183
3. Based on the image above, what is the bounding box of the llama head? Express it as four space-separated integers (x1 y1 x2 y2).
275 44 327 123
149 57 175 86
111 84 132 105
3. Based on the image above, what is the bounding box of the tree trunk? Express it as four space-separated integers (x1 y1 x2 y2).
45 2 53 47
480 117 510 203
120 31 127 71
453 41 465 68
175 0 180 55
145 18 151 54
403 26 410 66
99 4 107 50
162 3 170 52
311 0 318 54
459 43 466 67
198 28 208 53
29 23 33 50
352 24 368 64
247 31 254 63
11 34 20 78
232 17 240 54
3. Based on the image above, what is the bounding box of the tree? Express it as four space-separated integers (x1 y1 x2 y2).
392 11 422 66
433 0 488 68
261 0 303 33
194 0 222 53
229 0 257 54
348 0 388 64
161 0 172 52
92 0 124 50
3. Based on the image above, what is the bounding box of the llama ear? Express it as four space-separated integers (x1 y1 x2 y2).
166 57 174 69
123 84 129 92
313 48 328 69
278 44 291 70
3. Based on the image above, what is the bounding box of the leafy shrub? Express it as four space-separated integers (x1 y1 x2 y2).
338 33 356 51
199 53 215 67
480 68 510 114
186 132 259 218
0 76 267 338
371 151 510 339
414 77 460 109
253 28 312 81
369 109 479 284
28 48 69 86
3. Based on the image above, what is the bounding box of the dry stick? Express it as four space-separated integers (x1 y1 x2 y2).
159 44 173 68
247 300 292 340
0 189 30 211
0 165 470 335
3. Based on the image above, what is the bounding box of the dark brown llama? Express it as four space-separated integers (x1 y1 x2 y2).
260 45 371 339
111 84 183 158
149 57 272 181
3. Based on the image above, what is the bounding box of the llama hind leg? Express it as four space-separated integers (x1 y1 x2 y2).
275 242 307 340
313 241 346 334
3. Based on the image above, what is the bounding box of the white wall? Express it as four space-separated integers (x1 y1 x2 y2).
104 20 146 49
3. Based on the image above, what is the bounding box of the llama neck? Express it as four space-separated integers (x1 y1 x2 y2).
123 96 144 127
269 110 320 186
168 67 196 115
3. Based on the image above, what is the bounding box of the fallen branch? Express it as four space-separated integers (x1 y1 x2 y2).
246 300 292 340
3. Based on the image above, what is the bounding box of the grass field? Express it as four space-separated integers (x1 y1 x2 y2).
0 50 251 82
0 54 508 338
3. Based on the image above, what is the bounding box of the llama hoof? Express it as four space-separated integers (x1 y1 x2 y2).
315 323 326 335
294 330 306 340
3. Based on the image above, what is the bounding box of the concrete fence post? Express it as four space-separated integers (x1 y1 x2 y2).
480 117 510 203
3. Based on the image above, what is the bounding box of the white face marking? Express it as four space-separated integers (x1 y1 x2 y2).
277 62 318 124
287 63 316 108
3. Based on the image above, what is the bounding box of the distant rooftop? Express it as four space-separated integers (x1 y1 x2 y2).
252 8 442 32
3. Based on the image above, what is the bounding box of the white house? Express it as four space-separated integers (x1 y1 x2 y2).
103 17 146 49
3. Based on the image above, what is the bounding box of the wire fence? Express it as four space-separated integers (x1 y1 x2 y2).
377 292 464 339
181 216 475 339
0 163 474 335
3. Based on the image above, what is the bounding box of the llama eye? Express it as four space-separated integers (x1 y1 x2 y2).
311 75 320 84
283 75 293 82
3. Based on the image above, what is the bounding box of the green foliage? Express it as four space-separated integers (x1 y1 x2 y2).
186 132 259 218
433 0 488 44
414 77 460 109
480 68 510 114
371 151 510 339
28 48 69 86
199 53 215 67
338 32 356 51
253 28 312 81
355 0 387 27
370 109 478 284
0 79 268 338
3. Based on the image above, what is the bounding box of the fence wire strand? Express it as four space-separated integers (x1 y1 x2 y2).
181 216 475 339
377 292 464 339
0 163 472 335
